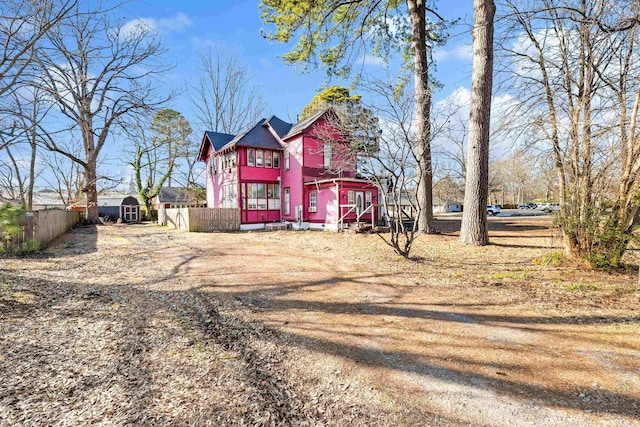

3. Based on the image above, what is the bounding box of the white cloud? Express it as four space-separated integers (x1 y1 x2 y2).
121 12 192 39
362 54 385 66
157 13 192 33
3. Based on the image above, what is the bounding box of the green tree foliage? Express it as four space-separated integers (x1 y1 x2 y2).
0 203 38 254
300 86 361 120
132 109 192 218
0 203 24 245
261 0 451 233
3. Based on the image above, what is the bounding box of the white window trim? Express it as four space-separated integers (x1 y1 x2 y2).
309 191 317 212
284 188 290 215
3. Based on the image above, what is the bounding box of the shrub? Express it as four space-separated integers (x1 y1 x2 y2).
21 238 41 253
538 250 567 267
0 203 26 252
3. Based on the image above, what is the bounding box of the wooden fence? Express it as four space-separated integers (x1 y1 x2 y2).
32 209 82 246
159 207 240 232
2 209 81 252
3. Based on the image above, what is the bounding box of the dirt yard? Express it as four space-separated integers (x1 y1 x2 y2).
1 217 638 426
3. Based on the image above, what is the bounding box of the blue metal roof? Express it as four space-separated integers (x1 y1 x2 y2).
265 115 293 138
204 131 235 151
219 118 284 151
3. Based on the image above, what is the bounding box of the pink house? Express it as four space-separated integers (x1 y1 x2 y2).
197 110 379 230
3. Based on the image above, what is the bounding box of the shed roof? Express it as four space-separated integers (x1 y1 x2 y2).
98 195 139 206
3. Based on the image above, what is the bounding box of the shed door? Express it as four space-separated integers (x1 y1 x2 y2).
124 206 138 222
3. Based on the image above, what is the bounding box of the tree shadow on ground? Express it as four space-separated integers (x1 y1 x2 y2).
3 224 639 424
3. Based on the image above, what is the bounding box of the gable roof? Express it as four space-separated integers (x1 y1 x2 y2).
197 111 329 161
284 108 329 139
198 131 235 161
218 117 285 151
205 131 235 151
264 115 293 138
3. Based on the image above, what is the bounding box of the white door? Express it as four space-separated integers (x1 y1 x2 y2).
124 206 138 222
355 191 365 215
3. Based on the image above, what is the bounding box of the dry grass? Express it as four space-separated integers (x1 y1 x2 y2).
0 217 638 426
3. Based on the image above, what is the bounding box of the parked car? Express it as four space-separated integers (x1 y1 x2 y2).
527 203 537 209
517 204 527 209
543 203 560 213
487 205 501 216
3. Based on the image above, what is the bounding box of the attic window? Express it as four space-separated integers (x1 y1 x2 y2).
323 143 332 169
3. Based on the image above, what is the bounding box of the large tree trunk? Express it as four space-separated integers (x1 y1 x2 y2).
460 0 495 246
407 0 434 234
84 158 99 224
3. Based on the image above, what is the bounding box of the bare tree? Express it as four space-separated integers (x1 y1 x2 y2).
189 46 267 135
460 0 496 246
129 114 180 218
32 5 170 223
41 151 83 207
315 74 423 258
0 0 77 100
0 86 56 209
500 0 640 265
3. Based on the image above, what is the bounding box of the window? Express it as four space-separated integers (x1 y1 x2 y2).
347 190 355 205
284 147 290 170
247 148 255 166
245 183 268 210
284 188 290 215
309 191 317 212
265 151 272 168
209 157 217 175
268 184 280 210
365 191 372 208
256 150 264 167
221 152 235 170
273 152 280 168
222 183 237 208
323 143 332 169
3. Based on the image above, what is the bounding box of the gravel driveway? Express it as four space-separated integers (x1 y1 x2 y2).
1 223 638 426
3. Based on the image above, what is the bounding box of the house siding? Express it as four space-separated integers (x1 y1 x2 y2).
281 135 304 221
200 112 377 228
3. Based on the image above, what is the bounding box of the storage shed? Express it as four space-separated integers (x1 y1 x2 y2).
97 196 140 222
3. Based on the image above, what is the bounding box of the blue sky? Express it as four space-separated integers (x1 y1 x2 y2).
122 0 476 126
